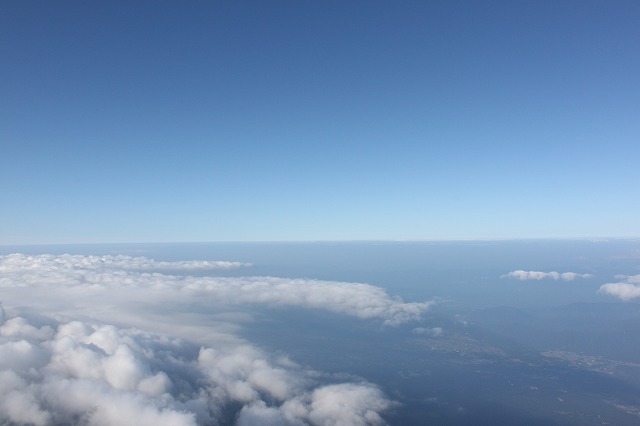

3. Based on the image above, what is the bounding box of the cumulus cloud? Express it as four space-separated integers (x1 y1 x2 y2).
0 253 430 425
0 315 392 426
236 383 392 426
599 274 640 300
502 270 594 281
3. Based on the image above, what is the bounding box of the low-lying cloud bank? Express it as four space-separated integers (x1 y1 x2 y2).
0 254 431 326
0 253 250 272
0 253 431 425
599 274 640 301
502 270 594 281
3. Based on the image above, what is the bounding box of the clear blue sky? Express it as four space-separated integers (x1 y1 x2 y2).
2 1 639 244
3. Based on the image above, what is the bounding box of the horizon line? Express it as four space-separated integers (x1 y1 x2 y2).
1 236 639 247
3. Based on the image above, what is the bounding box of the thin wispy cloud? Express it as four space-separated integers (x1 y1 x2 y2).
0 253 432 425
0 253 250 272
501 270 594 281
411 327 444 337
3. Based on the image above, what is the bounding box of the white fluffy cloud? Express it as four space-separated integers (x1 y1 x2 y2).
0 314 393 426
599 274 640 300
236 383 393 426
502 270 594 281
0 253 430 425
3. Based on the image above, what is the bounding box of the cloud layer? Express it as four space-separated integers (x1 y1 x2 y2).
0 253 432 425
502 270 594 281
599 274 640 300
0 253 250 272
0 254 431 326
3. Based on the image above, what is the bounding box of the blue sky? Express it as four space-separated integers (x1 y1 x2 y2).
2 1 639 244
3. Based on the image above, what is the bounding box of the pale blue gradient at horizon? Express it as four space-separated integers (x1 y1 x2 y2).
2 1 639 244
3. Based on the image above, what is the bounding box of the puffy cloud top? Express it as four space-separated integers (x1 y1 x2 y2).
0 315 393 426
599 274 640 301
